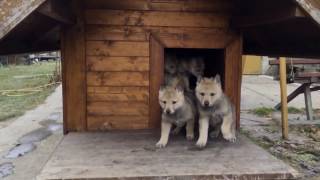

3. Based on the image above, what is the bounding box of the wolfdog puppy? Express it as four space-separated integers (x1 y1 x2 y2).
178 57 205 80
156 86 196 148
195 75 236 148
164 54 190 91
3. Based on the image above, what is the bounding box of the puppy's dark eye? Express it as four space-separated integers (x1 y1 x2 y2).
163 101 166 104
210 93 215 96
172 101 177 104
200 92 205 96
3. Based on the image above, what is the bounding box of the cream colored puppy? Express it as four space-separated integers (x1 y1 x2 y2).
156 86 196 148
195 75 236 148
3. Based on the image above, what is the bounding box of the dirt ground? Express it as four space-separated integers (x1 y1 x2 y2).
240 111 320 180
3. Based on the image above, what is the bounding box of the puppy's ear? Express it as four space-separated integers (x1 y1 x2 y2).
175 85 184 94
214 74 221 84
159 85 166 92
196 77 203 85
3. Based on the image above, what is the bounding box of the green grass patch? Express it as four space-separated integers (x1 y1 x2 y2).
250 107 275 117
288 107 303 114
249 106 305 117
0 62 60 121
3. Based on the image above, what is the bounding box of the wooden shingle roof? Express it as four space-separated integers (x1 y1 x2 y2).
296 0 320 25
0 0 46 40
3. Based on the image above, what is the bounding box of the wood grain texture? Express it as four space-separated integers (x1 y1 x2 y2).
154 32 233 49
87 72 149 86
62 0 87 132
86 25 149 41
225 36 242 129
86 25 234 48
86 41 149 56
85 10 229 28
87 86 149 93
149 36 164 129
87 115 148 130
87 56 149 71
84 0 232 13
87 88 149 102
87 102 149 116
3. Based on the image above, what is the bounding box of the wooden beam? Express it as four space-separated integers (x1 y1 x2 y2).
225 36 242 129
149 35 164 129
269 59 320 65
279 57 289 139
61 0 86 133
233 7 306 28
37 0 75 24
275 83 309 110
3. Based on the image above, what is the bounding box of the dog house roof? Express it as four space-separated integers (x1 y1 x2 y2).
0 0 320 57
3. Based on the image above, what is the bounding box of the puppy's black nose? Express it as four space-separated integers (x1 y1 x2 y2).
165 109 171 114
204 101 209 106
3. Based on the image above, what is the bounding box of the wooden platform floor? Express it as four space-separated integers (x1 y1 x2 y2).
37 131 297 180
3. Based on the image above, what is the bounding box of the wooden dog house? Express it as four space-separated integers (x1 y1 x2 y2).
65 0 243 132
1 0 320 133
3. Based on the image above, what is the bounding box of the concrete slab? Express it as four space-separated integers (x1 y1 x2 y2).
37 131 297 180
0 85 63 180
241 75 320 110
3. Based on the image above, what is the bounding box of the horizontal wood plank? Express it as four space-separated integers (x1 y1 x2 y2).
155 32 234 48
86 41 149 56
84 0 232 12
86 26 235 48
85 10 229 28
86 26 149 41
87 102 149 116
87 72 149 86
87 56 149 71
87 88 149 102
87 115 148 130
87 86 149 93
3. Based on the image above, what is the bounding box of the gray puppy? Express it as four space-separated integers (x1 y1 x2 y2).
195 75 236 148
156 86 196 148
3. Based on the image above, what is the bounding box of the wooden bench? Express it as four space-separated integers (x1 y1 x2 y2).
269 59 320 120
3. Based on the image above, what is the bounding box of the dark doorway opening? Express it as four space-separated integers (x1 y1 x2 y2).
164 48 225 90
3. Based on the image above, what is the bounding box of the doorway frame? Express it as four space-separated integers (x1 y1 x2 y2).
149 33 242 129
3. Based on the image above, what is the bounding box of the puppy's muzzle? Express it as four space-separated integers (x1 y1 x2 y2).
165 109 171 114
204 101 209 106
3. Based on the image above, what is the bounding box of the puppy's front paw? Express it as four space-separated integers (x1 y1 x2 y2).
156 141 167 148
223 134 236 143
186 134 194 141
195 138 207 148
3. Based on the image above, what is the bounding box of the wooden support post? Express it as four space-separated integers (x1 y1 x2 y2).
304 84 314 120
279 57 289 139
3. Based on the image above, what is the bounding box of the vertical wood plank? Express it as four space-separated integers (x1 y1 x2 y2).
225 36 242 129
149 36 164 128
279 57 289 139
62 0 87 132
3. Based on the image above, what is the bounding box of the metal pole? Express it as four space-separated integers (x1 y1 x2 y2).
279 57 289 139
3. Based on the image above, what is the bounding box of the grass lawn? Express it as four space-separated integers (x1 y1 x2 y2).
0 62 60 121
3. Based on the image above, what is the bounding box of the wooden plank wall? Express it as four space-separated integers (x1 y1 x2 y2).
62 0 87 133
84 0 236 130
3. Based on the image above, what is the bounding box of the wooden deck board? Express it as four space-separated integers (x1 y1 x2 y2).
37 131 297 180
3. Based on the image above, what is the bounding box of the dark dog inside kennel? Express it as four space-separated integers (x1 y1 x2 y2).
164 48 225 90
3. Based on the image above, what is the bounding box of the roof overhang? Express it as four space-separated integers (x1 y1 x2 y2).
233 0 320 58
